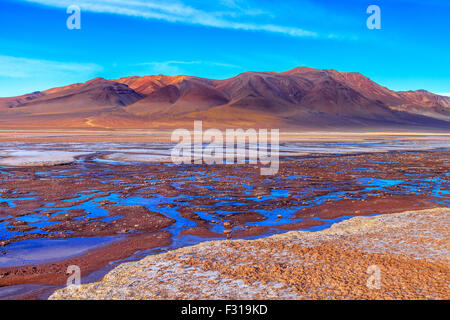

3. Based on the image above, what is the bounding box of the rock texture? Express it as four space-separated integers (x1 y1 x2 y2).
50 207 450 300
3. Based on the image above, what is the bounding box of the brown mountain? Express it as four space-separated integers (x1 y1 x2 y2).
0 67 449 130
0 78 143 129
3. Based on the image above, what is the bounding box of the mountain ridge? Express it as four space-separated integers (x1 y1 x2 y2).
0 67 449 130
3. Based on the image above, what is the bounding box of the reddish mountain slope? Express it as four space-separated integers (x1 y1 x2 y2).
0 78 143 129
0 67 448 130
0 91 45 109
115 75 188 95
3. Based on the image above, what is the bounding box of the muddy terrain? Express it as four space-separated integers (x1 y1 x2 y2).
0 144 449 298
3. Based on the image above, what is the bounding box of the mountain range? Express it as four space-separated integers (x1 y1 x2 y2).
1 67 449 131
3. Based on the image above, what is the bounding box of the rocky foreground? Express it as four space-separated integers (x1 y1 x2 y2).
50 208 449 300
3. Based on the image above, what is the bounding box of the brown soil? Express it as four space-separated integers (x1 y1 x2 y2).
296 194 445 219
49 208 450 300
0 231 171 288
0 149 448 299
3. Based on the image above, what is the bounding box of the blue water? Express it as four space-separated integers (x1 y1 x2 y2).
1 169 449 246
0 236 120 267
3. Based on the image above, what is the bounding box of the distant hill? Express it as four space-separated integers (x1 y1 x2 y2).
1 67 449 131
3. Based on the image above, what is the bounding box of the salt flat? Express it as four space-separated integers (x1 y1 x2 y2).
0 137 448 167
0 150 90 166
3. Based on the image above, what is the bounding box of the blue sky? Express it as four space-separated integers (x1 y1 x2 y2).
0 0 449 97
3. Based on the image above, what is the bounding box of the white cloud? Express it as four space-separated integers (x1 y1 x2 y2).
25 0 318 38
136 60 241 75
0 55 102 96
0 55 102 79
437 93 450 97
138 60 240 68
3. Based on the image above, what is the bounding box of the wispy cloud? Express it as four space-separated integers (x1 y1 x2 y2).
0 55 102 96
25 0 318 38
138 60 240 68
136 60 241 75
0 55 102 79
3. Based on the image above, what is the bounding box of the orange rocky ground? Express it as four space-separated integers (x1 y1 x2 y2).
49 207 450 300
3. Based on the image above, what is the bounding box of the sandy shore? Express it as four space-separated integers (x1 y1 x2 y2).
50 207 449 300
